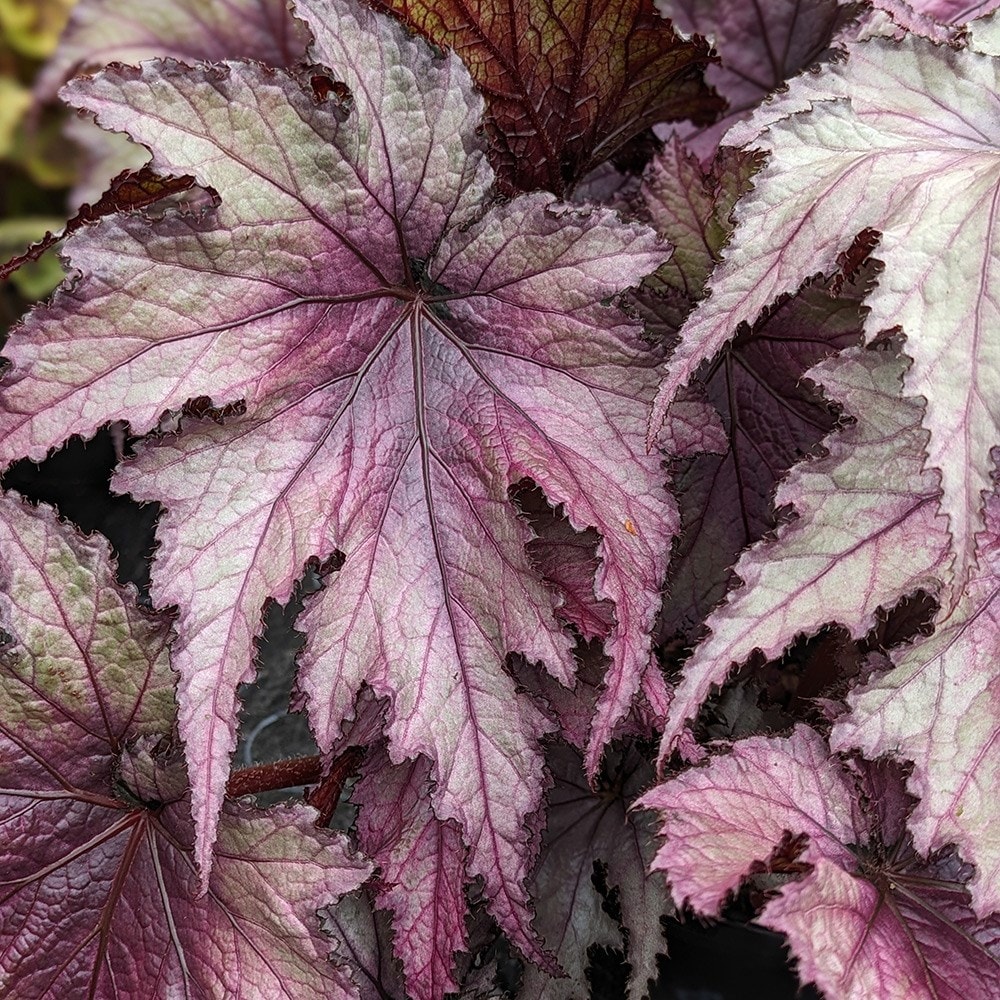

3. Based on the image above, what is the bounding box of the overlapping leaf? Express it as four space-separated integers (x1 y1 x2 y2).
867 0 1000 41
637 726 1000 1000
352 746 469 1000
657 344 951 759
0 0 675 959
523 742 672 1000
369 0 723 195
31 0 310 208
35 0 309 99
658 265 868 644
633 142 873 643
833 491 1000 917
652 36 1000 590
0 495 370 998
654 0 857 159
514 481 615 643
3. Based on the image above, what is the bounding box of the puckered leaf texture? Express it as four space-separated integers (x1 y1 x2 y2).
867 0 1000 41
833 490 1000 918
657 343 951 760
352 746 469 1000
369 0 723 195
652 35 1000 591
631 157 886 671
0 0 676 958
637 726 1000 1000
0 495 370 999
654 0 858 159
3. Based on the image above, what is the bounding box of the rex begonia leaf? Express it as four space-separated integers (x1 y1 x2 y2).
368 0 723 196
0 0 676 957
324 892 409 1000
352 746 469 1000
867 0 1000 41
652 35 1000 589
653 0 858 160
523 742 672 1000
657 240 875 645
34 0 309 210
832 490 1000 917
0 494 371 997
657 343 952 759
35 0 310 100
637 726 1000 1000
630 139 760 341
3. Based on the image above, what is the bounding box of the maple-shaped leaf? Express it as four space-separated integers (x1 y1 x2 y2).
368 0 723 196
652 35 1000 590
657 343 952 760
0 0 675 959
654 0 859 160
0 494 371 997
35 0 310 100
637 726 1000 1000
523 742 672 1000
832 490 1000 917
658 249 876 644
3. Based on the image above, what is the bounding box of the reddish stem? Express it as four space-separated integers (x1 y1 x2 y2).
306 746 366 827
224 748 366 822
226 755 324 798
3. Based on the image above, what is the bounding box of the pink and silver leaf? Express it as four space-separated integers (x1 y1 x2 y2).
657 252 875 647
652 36 1000 591
637 726 1000 999
35 0 310 100
864 0 1000 41
352 746 469 1000
658 343 951 761
833 490 1000 917
654 0 859 160
0 495 370 998
0 0 675 957
524 742 672 1000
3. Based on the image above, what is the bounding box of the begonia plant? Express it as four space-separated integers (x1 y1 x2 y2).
2 0 999 996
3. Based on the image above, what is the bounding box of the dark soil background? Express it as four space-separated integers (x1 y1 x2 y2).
0 422 822 1000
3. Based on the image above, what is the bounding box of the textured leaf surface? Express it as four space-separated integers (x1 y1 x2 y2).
0 496 370 998
369 0 723 195
654 0 856 159
630 140 759 341
638 727 1000 1000
658 344 951 759
657 247 873 645
514 481 614 643
0 0 675 954
353 747 469 1000
35 0 309 99
324 892 408 1000
652 36 1000 589
833 491 1000 917
868 0 1000 40
524 743 672 1000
